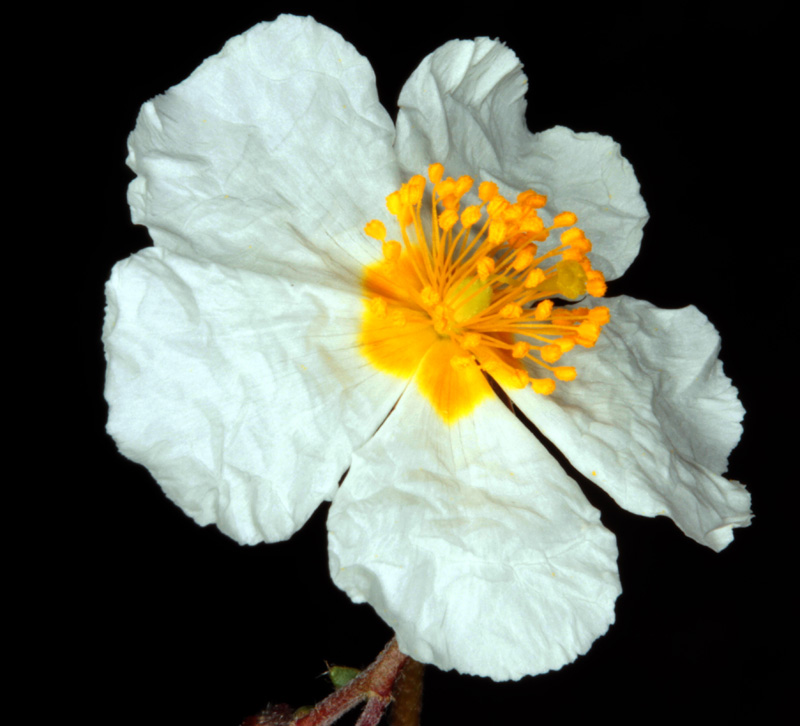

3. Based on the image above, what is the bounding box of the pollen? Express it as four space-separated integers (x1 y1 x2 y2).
359 167 611 423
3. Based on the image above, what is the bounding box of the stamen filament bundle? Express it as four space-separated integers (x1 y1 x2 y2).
360 165 609 420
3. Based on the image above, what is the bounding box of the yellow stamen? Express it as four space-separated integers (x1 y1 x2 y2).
359 166 610 422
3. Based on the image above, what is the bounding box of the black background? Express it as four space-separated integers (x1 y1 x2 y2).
77 3 788 724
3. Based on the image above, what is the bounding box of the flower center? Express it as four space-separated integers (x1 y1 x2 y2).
359 164 609 423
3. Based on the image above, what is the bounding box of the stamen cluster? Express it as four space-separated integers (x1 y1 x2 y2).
364 164 610 395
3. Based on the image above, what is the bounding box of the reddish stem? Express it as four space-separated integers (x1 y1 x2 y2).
291 638 409 726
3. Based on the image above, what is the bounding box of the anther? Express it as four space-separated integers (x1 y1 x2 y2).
439 209 458 232
512 341 531 358
479 180 499 202
517 190 547 208
365 220 386 241
531 379 556 395
554 366 577 381
552 211 578 228
461 205 482 228
500 303 523 318
586 270 607 297
525 269 547 289
534 299 553 319
588 306 610 325
428 163 444 184
541 345 563 363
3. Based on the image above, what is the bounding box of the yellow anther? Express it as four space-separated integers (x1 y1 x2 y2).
455 175 474 198
572 237 593 255
487 195 509 218
554 366 577 381
435 177 456 199
554 337 575 353
368 297 387 317
421 286 440 306
479 180 499 201
512 245 536 271
502 204 523 223
428 163 444 184
386 191 400 215
560 227 585 245
382 239 401 262
588 306 610 325
534 299 554 320
552 211 578 228
501 303 523 318
576 321 601 345
520 214 545 234
541 344 563 363
531 378 557 395
561 248 586 262
507 368 530 389
525 268 547 289
439 209 459 232
517 190 547 208
511 341 531 358
386 190 407 224
461 205 482 228
551 308 576 326
365 219 386 241
586 270 607 297
407 175 426 205
450 355 474 370
488 220 507 246
476 256 496 281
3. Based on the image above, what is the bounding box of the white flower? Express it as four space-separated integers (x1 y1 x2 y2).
103 15 751 681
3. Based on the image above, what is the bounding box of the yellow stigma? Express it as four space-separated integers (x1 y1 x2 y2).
359 167 610 423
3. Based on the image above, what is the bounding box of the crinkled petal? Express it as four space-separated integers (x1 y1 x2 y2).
395 38 648 280
104 247 404 544
508 296 750 552
127 15 399 284
329 367 620 680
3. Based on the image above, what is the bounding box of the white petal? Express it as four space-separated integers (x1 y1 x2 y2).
328 374 620 680
395 38 648 280
104 247 404 544
127 15 399 283
508 296 750 551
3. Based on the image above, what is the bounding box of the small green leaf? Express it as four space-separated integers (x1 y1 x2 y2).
328 665 361 689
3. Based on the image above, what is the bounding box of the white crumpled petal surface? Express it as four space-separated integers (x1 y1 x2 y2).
329 369 620 680
126 15 400 287
395 38 649 281
106 14 750 681
104 246 403 544
507 296 750 551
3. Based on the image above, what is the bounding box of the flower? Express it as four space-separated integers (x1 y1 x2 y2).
104 15 751 681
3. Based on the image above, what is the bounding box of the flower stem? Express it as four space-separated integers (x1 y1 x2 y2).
290 638 409 726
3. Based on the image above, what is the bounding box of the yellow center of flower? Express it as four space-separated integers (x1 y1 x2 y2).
359 164 609 424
